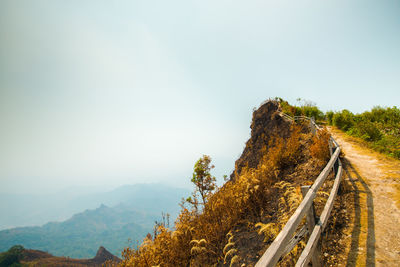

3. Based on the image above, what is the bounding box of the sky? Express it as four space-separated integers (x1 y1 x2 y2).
1 0 399 194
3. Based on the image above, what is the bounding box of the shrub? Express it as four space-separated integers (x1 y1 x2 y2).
279 99 301 117
310 129 331 162
301 106 324 121
332 110 354 131
278 98 324 121
393 150 400 159
0 245 24 267
325 111 334 125
330 106 400 159
353 121 382 141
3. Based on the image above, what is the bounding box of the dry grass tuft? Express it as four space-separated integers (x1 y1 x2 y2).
118 123 318 266
310 128 331 162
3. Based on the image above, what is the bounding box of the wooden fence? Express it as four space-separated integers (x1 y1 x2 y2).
255 114 343 267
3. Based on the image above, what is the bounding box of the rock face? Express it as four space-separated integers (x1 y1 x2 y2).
92 246 121 264
231 100 292 179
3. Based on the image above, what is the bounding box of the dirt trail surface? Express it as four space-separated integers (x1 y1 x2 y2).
329 128 400 266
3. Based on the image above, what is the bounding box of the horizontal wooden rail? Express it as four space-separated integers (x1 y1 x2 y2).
331 137 339 148
296 160 343 266
281 113 295 121
256 114 342 267
281 113 321 133
281 225 307 256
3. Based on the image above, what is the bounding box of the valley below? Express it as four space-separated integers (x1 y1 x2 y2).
0 183 189 259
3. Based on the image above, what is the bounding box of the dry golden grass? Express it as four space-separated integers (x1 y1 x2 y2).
310 128 331 162
116 111 357 267
118 124 324 267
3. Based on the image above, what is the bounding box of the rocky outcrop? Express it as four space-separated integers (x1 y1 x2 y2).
231 100 292 179
92 246 121 264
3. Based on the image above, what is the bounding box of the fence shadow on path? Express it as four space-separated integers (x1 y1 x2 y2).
342 158 375 267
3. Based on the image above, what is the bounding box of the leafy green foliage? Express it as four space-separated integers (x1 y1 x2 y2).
278 98 325 121
327 106 400 158
186 155 217 210
332 109 354 131
348 121 382 141
0 245 24 267
325 111 334 125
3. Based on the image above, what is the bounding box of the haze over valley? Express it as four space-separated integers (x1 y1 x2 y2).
0 183 189 258
1 0 399 265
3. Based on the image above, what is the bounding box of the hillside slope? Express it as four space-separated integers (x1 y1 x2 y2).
0 204 153 258
119 100 350 266
0 183 188 258
330 127 400 266
0 245 120 266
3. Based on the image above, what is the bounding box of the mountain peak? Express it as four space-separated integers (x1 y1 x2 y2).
93 246 120 264
231 100 292 179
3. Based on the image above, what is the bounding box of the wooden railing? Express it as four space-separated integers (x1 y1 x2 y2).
255 114 343 267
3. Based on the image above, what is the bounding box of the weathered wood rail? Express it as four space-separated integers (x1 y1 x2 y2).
255 114 342 267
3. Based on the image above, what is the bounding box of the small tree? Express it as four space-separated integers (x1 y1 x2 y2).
0 245 24 267
186 155 217 211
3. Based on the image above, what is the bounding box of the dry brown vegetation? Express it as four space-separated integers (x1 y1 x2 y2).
118 100 350 267
16 246 120 267
310 128 331 163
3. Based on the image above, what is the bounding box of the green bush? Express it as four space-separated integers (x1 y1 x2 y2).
332 110 354 131
280 100 399 159
353 121 382 141
0 245 24 267
393 150 400 159
326 111 334 125
278 98 324 120
329 106 400 159
301 106 325 121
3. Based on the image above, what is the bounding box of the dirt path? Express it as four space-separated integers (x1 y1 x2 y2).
329 128 400 266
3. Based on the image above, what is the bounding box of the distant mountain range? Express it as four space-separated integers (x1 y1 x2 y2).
0 183 189 230
0 183 190 258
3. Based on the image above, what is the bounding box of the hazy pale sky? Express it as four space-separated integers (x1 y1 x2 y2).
1 0 399 193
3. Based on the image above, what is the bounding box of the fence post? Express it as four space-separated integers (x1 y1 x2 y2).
310 118 316 135
337 158 344 195
328 139 333 157
301 186 322 267
333 151 339 176
329 139 339 176
329 139 337 176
